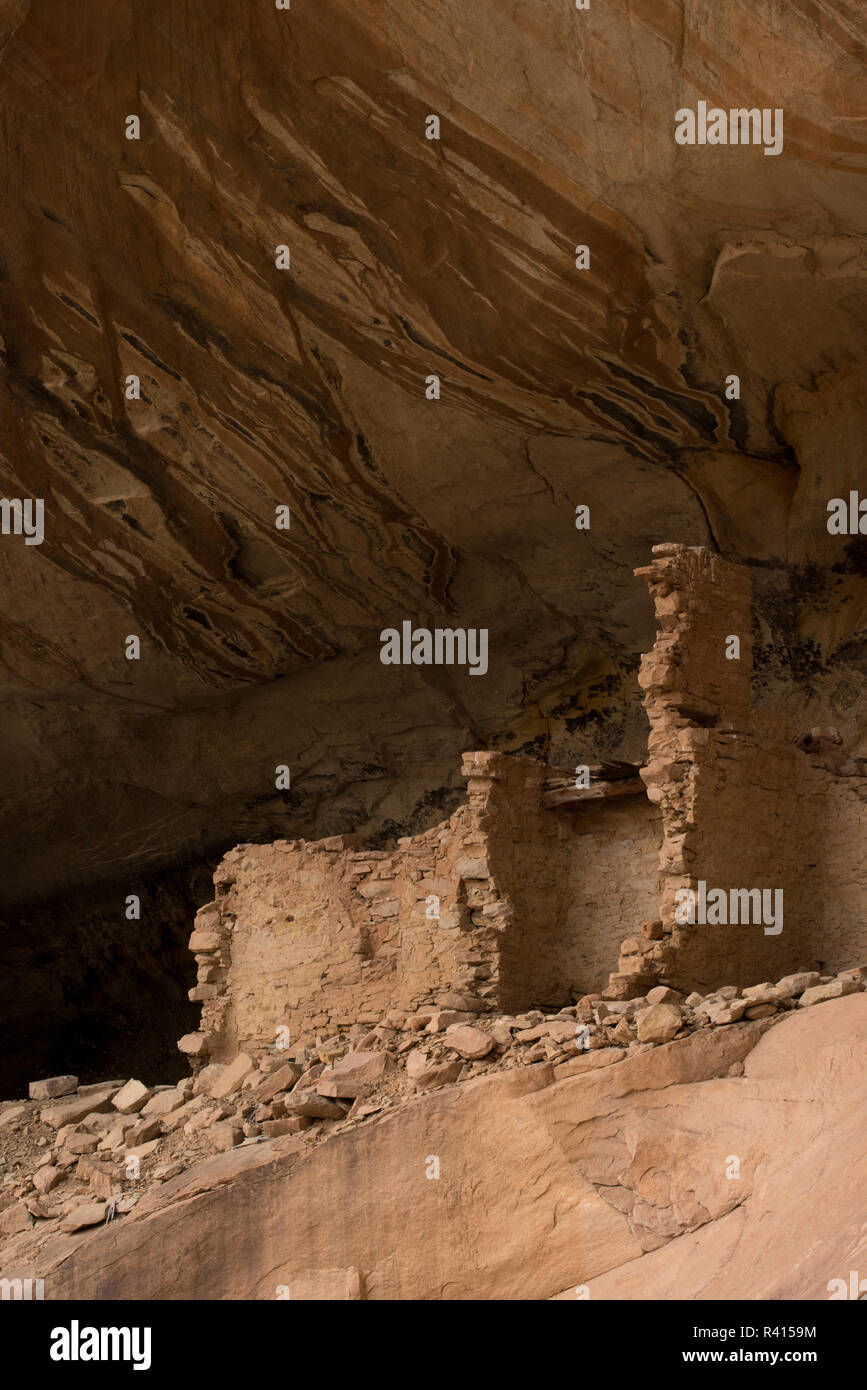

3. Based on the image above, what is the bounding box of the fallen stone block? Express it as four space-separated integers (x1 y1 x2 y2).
437 992 486 1013
0 1104 28 1127
111 1079 152 1115
599 1000 636 1017
33 1165 62 1194
610 1018 635 1045
425 1010 475 1033
161 1098 206 1135
41 1087 118 1129
183 1106 228 1137
744 1003 778 1020
249 1063 301 1103
124 1139 160 1164
347 1099 384 1120
741 983 779 1006
445 1025 493 1059
0 1200 31 1237
547 1020 584 1043
316 1077 371 1100
775 971 820 998
125 1117 163 1147
141 1088 186 1118
635 1003 683 1044
646 986 684 1006
80 1112 118 1134
28 1075 78 1101
74 1158 120 1200
293 1063 325 1088
211 1124 244 1152
59 1202 106 1233
65 1133 100 1155
286 1093 345 1120
193 1063 226 1096
405 1050 463 1090
799 979 859 1007
97 1117 139 1151
25 1196 59 1221
261 1117 312 1137
152 1161 185 1182
325 1050 394 1090
703 999 748 1025
209 1053 256 1098
406 1009 438 1031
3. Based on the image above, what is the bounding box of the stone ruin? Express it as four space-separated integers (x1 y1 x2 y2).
179 544 867 1064
5 545 866 1295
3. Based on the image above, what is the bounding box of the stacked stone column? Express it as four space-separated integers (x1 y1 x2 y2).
605 544 753 998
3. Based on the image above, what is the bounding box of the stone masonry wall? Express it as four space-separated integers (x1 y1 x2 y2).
179 751 661 1061
560 797 664 998
463 753 661 1010
607 543 867 999
185 801 500 1063
179 542 867 1058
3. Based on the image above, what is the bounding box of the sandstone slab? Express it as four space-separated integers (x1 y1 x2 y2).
209 1054 256 1098
28 1076 78 1101
59 1203 107 1233
444 1025 493 1060
41 1088 117 1129
111 1080 152 1115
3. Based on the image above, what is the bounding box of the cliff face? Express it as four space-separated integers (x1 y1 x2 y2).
1 3 866 1083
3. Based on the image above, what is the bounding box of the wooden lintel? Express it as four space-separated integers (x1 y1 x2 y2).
541 775 646 809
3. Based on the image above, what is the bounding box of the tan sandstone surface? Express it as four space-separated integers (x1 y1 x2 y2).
2 992 864 1300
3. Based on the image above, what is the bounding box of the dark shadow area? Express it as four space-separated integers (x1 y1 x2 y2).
0 860 215 1099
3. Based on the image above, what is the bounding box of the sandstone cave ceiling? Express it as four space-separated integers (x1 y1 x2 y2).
1 0 866 923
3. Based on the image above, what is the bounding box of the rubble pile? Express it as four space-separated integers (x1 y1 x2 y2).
1 962 862 1249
